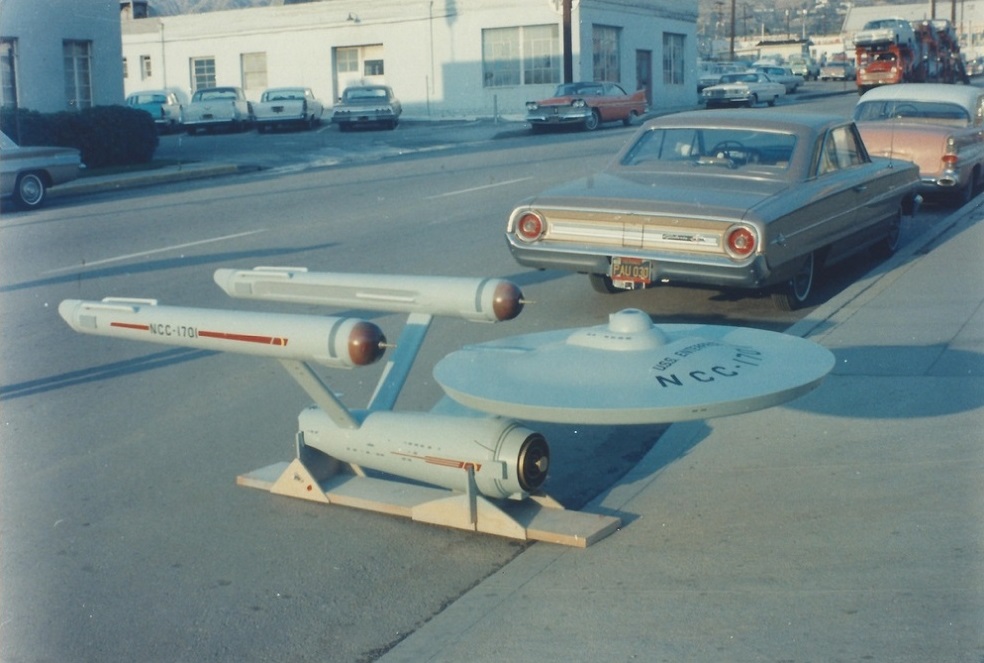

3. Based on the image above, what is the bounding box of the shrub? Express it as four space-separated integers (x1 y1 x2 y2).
0 105 158 169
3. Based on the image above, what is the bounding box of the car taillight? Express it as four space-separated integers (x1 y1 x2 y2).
943 153 959 166
515 212 545 242
725 225 757 259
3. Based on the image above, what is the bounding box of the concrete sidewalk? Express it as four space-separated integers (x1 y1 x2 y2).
49 161 241 199
380 205 984 661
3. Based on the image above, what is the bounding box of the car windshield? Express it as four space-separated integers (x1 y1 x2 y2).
133 94 167 104
344 88 388 101
620 127 797 171
267 90 304 100
553 83 604 96
194 89 237 101
719 73 759 84
854 100 971 126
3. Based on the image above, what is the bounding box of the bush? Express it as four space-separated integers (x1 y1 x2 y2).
0 105 158 169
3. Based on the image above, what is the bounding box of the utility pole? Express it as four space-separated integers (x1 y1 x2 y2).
730 0 737 61
563 0 573 83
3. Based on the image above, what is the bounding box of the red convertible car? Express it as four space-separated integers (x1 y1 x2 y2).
526 82 647 131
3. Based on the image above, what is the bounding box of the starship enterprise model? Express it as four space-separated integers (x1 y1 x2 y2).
59 266 834 547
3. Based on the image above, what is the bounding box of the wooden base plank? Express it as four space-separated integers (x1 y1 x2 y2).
236 459 621 547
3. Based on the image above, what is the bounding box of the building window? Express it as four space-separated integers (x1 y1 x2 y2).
63 40 92 110
483 28 519 87
122 57 128 80
662 33 685 85
241 52 267 92
364 59 384 76
483 25 559 88
141 55 152 79
593 25 620 82
523 24 560 85
191 57 216 91
1 39 16 109
337 48 358 73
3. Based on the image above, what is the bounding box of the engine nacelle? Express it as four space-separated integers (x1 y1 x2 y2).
213 267 524 322
298 408 549 499
58 298 385 368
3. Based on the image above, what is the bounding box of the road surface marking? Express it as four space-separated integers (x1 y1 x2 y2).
426 177 532 199
45 230 268 274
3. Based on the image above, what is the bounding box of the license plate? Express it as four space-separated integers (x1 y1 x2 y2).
611 257 653 285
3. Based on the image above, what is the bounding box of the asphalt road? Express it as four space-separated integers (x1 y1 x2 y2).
0 90 962 662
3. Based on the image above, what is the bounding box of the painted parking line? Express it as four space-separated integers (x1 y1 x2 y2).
44 229 268 274
425 177 532 199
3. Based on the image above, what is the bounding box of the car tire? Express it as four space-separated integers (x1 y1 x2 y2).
949 178 975 209
12 171 47 209
871 211 902 259
747 94 758 108
767 95 777 107
584 109 601 131
588 273 622 294
623 110 639 126
771 251 815 311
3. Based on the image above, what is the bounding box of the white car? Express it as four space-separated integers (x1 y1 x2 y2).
702 72 786 109
753 65 804 93
253 87 325 132
184 86 253 134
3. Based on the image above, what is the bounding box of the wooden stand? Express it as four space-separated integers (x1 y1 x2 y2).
237 438 621 548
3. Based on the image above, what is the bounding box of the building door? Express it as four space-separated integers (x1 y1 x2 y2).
636 50 652 106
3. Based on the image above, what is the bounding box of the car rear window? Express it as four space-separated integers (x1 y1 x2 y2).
854 100 970 125
620 127 797 170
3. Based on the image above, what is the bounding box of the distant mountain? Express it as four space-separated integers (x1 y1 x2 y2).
150 0 282 15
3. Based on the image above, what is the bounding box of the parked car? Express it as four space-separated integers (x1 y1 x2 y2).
0 131 83 210
525 82 647 131
253 87 324 132
125 89 185 133
819 61 856 81
787 55 820 80
331 85 402 131
854 83 984 206
702 72 785 108
184 86 253 134
697 61 726 91
504 110 920 310
752 65 804 93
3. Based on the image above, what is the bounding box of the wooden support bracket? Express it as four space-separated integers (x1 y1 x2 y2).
236 445 620 548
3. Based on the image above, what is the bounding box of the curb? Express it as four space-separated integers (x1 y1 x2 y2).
50 162 242 199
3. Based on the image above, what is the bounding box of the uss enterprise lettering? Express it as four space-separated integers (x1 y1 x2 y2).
651 342 764 387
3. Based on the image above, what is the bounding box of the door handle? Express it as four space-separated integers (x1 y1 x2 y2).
853 184 868 192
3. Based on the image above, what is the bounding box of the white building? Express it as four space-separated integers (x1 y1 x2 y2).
0 0 124 112
121 0 698 119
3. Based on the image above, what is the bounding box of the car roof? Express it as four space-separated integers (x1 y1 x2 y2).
858 83 983 107
645 109 848 136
